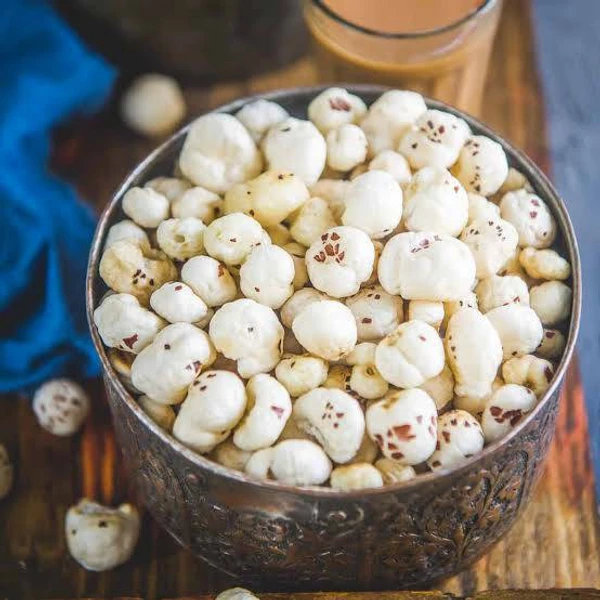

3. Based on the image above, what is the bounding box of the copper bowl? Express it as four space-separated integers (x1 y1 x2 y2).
86 86 581 591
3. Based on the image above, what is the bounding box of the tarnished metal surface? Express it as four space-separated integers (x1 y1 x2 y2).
86 86 581 590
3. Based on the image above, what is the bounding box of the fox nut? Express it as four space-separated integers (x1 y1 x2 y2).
309 178 350 221
468 193 501 223
427 410 484 471
330 463 384 491
350 364 389 400
453 376 504 417
360 90 427 157
486 304 543 359
150 282 209 324
274 354 328 397
407 300 444 331
65 499 140 571
156 217 205 261
403 167 468 237
121 74 185 137
292 300 357 361
375 458 416 484
537 329 566 360
99 240 177 305
366 388 438 465
145 176 191 202
233 375 291 451
216 588 261 600
326 124 368 172
210 439 253 472
131 323 215 404
262 117 326 185
400 109 470 169
0 445 14 499
33 379 90 436
137 395 176 431
346 285 404 341
289 196 337 247
519 247 570 281
378 232 476 301
529 281 572 326
122 186 170 229
482 384 537 442
308 87 367 134
181 255 237 307
171 186 222 224
500 189 557 248
179 113 262 193
104 220 150 251
293 387 365 464
502 354 554 397
269 439 333 486
475 275 530 314
306 226 375 298
368 150 412 186
453 135 509 196
240 244 295 308
445 308 503 400
375 320 445 388
236 98 289 142
342 171 403 239
209 299 283 378
280 288 328 329
419 364 455 411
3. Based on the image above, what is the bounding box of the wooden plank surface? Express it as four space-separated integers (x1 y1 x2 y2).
0 1 599 598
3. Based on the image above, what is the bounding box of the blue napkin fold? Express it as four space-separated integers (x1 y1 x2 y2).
0 0 115 392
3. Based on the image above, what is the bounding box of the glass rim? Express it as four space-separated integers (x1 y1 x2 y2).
310 0 497 39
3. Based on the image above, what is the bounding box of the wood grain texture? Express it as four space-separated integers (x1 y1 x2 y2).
0 1 598 598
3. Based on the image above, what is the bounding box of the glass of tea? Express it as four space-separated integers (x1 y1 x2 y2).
304 0 503 116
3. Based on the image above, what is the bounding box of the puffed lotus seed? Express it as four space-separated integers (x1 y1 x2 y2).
529 281 572 326
137 395 176 431
104 220 150 251
171 186 222 224
502 354 554 398
181 255 237 308
481 384 537 442
122 186 170 229
145 176 191 202
275 354 328 397
308 87 367 134
216 588 261 600
537 329 566 360
346 285 404 341
150 282 209 324
375 458 416 484
236 98 289 142
326 123 368 172
289 196 337 247
519 247 571 281
330 463 384 491
156 217 205 261
368 150 411 186
33 379 90 436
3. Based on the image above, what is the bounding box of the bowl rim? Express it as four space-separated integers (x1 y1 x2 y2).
86 84 582 498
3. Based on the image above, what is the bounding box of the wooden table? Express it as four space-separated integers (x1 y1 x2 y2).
1 1 599 598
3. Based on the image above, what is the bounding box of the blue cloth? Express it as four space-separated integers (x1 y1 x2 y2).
0 0 115 392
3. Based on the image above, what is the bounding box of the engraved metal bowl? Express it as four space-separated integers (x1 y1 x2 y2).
86 86 581 591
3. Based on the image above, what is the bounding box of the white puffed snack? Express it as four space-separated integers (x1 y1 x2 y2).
138 395 176 431
481 384 537 442
366 388 437 465
225 171 309 227
475 275 530 314
378 232 476 301
459 215 519 279
467 193 500 223
210 439 252 471
233 374 291 451
350 363 389 400
537 329 566 360
497 167 534 196
267 224 293 246
131 323 215 404
240 244 294 308
330 463 384 490
453 135 509 196
445 308 503 400
375 458 416 484
427 410 484 471
179 113 262 193
181 255 237 307
309 178 349 221
204 213 270 266
122 186 170 229
519 247 570 281
346 285 404 341
375 320 445 388
145 176 191 202
280 288 328 328
486 304 543 359
289 196 337 247
453 376 504 416
33 379 90 436
292 300 357 361
107 349 137 393
342 171 403 239
402 167 468 237
94 293 165 353
121 74 184 137
360 90 427 157
216 587 260 600
407 300 444 331
399 109 470 170
262 117 326 186
443 292 478 329
150 282 208 324
0 445 13 500
502 354 554 398
282 242 309 290
171 186 222 224
293 387 365 463
99 240 177 305
156 217 205 261
209 299 283 378
104 220 150 251
499 189 557 248
308 87 367 134
368 150 412 186
529 281 572 326
323 365 355 397
326 124 368 172
275 354 328 397
236 98 289 142
306 226 374 297
269 439 332 485
66 499 140 571
419 364 455 411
